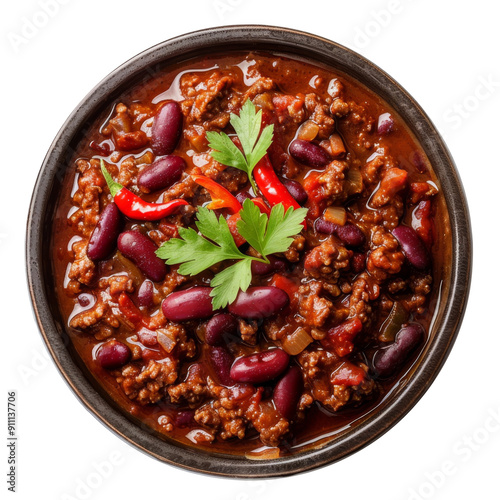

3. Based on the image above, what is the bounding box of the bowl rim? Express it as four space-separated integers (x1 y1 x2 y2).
26 24 472 478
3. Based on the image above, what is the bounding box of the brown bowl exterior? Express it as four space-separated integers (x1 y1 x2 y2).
26 25 472 477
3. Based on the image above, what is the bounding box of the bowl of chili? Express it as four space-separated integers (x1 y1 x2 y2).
26 25 472 477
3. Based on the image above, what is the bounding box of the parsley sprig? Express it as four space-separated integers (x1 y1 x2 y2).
156 199 307 309
206 100 273 193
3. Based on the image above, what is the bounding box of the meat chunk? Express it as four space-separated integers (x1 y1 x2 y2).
367 227 405 280
348 273 380 325
297 347 375 412
69 159 104 238
304 237 350 279
318 160 348 200
298 281 334 327
168 363 207 406
118 357 178 405
68 240 96 286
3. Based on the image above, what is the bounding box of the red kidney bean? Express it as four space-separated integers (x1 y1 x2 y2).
137 280 154 308
117 230 167 282
335 222 366 247
151 101 183 155
137 155 186 192
282 179 308 205
97 339 131 369
315 217 335 234
87 202 122 261
205 313 238 346
174 410 195 428
373 323 424 377
273 366 303 420
251 256 287 275
392 225 430 270
228 286 289 319
289 139 332 168
209 346 234 386
315 219 365 247
162 287 214 322
230 348 289 384
377 112 394 135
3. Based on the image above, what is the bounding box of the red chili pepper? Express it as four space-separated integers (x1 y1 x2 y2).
253 155 306 226
101 161 188 221
250 196 271 215
191 174 242 215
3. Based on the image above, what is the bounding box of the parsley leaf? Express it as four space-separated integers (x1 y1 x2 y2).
155 206 243 275
210 259 253 310
237 199 308 258
206 100 274 192
156 200 307 308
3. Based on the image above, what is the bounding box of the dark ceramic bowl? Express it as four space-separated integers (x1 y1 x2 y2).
26 25 472 477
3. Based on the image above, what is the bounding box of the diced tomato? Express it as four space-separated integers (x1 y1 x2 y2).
272 95 304 117
331 361 365 386
412 200 434 247
141 348 164 362
136 327 158 347
303 171 326 218
270 273 299 308
118 293 144 326
410 181 438 204
115 130 148 151
321 318 363 357
371 167 408 206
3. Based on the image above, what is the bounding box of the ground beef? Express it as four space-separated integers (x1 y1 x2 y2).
304 237 350 279
168 363 207 406
297 347 375 412
238 319 259 345
367 227 405 280
283 235 306 262
348 273 380 325
68 240 96 286
69 159 104 238
318 160 348 200
298 281 334 327
117 357 178 405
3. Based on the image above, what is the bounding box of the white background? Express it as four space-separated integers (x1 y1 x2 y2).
2 0 499 499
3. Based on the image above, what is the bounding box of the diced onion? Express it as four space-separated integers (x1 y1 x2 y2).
253 93 274 110
136 151 154 165
329 133 346 157
245 447 281 460
282 327 313 355
345 168 363 195
324 206 347 226
297 120 320 141
157 329 177 353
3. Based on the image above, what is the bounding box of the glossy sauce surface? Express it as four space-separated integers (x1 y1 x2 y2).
51 52 451 457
